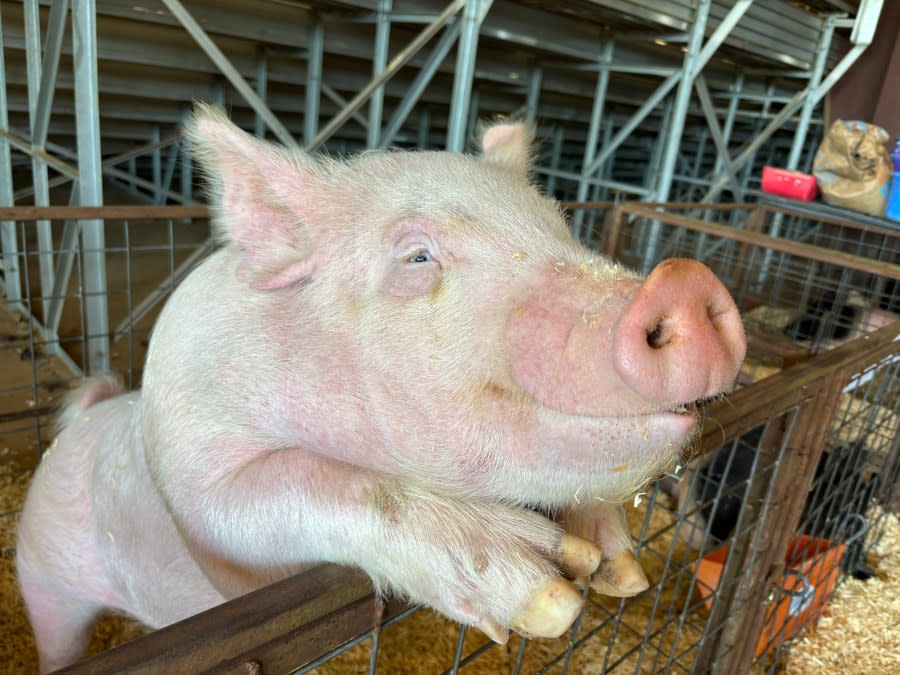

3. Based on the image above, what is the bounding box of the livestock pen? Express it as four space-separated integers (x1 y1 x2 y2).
0 200 898 673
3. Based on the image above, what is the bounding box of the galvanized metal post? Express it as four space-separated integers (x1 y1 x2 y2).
446 0 492 152
162 0 298 148
598 122 614 201
583 70 679 178
24 0 55 315
574 42 613 239
72 0 110 373
690 128 710 202
0 2 21 305
708 73 744 197
650 0 711 204
254 46 268 138
180 104 193 202
305 16 324 147
127 156 138 196
368 0 392 148
309 0 465 153
524 64 542 126
152 124 162 203
466 87 480 144
739 82 775 191
161 143 179 204
417 106 431 149
381 18 462 146
786 16 836 170
545 125 564 196
759 16 837 285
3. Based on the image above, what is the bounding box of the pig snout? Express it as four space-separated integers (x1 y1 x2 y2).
506 257 745 418
613 259 746 408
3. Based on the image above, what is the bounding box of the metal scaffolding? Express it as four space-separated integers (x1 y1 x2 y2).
0 0 887 375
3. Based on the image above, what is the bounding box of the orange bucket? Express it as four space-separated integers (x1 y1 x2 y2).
694 535 845 656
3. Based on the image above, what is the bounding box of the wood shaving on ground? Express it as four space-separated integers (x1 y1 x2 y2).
784 506 900 674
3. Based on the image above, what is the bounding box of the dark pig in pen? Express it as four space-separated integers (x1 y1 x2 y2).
14 105 747 672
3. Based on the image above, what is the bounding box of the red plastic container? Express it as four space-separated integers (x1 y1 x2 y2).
693 536 844 656
761 166 819 201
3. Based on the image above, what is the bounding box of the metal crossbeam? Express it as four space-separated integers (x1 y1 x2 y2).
309 0 467 152
161 0 298 148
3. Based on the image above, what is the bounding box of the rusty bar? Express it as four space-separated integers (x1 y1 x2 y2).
60 565 409 674
744 330 811 369
616 203 900 281
0 205 210 221
722 367 846 673
605 201 627 258
758 199 900 240
700 322 899 456
693 414 792 673
882 427 900 515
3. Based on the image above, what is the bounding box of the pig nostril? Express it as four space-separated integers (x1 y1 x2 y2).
646 321 668 349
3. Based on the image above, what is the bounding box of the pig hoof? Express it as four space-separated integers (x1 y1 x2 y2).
558 533 602 579
589 550 650 597
511 577 583 639
475 617 510 645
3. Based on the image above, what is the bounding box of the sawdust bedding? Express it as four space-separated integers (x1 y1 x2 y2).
1 470 898 673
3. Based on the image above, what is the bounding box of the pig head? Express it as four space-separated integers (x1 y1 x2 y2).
18 103 745 670
147 104 745 629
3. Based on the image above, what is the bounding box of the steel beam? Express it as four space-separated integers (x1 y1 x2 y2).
161 0 298 148
417 106 431 149
32 0 69 146
309 0 466 152
786 16 836 171
653 0 754 203
380 18 462 146
180 106 193 202
13 133 185 201
24 0 54 317
0 2 21 305
544 125 564 196
524 64 542 125
583 71 679 178
446 0 493 152
152 124 162 201
305 16 324 146
574 42 613 238
161 142 179 204
650 0 711 204
72 0 110 374
321 83 370 132
254 46 268 138
694 75 743 200
368 0 392 148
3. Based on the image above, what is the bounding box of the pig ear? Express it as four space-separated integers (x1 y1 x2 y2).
184 103 321 290
479 121 535 177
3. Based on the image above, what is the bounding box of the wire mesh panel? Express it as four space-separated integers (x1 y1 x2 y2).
0 207 211 472
2 204 898 673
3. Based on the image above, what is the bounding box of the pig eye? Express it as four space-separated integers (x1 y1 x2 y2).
407 250 433 263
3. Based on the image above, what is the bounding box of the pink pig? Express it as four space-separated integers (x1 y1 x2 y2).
17 104 746 672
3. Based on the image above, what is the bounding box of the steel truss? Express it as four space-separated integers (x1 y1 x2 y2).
0 0 886 375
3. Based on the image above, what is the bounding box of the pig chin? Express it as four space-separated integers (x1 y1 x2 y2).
516 403 699 504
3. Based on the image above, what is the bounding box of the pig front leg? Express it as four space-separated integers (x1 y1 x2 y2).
559 502 650 597
156 445 602 643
